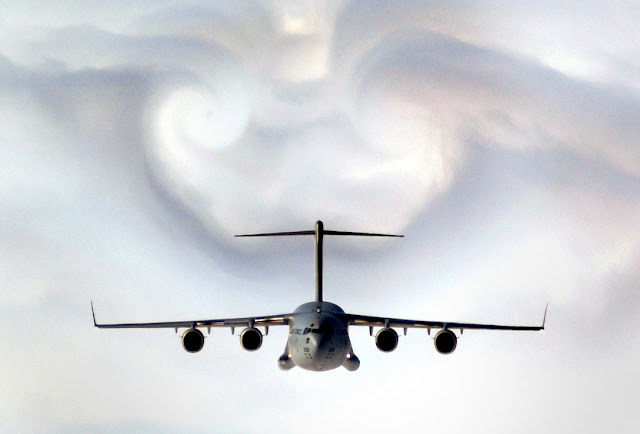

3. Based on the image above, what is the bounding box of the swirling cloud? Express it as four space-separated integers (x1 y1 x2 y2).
2 2 640 433
3 2 638 248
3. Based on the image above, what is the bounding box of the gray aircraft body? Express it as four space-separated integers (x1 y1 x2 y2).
93 221 546 372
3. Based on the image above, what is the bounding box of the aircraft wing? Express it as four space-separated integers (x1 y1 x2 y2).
91 302 292 330
342 305 547 332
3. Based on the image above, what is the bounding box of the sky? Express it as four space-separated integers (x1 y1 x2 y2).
1 1 639 432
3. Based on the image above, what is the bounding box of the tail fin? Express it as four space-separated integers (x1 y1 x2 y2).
236 221 403 302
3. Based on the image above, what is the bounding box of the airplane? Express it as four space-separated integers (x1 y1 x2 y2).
92 220 547 372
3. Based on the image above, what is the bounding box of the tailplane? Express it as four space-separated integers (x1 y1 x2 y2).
236 220 403 302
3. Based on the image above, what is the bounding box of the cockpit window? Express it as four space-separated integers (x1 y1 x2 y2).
311 326 331 334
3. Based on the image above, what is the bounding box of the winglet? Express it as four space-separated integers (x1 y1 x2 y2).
91 301 97 327
541 304 549 330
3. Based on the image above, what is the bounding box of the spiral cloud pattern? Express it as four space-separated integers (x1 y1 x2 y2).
1 2 640 432
4 1 637 244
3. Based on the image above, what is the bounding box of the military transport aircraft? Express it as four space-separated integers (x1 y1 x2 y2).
92 220 546 372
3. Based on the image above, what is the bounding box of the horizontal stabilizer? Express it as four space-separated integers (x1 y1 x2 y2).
235 230 315 237
236 220 403 302
236 225 403 238
324 230 403 238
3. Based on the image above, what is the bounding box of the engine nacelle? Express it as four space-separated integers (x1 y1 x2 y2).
375 327 399 352
240 327 263 351
434 329 457 354
182 328 205 353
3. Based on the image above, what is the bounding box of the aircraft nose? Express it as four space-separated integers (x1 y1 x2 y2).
309 333 328 355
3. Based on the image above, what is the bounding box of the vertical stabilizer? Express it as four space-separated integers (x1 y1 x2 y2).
315 221 324 302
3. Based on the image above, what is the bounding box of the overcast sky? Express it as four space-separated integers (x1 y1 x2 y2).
1 1 639 432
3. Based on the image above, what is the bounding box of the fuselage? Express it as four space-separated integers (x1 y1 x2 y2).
280 301 357 372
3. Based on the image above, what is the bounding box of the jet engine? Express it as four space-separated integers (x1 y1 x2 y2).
375 327 399 352
182 328 205 353
240 327 263 351
434 329 457 354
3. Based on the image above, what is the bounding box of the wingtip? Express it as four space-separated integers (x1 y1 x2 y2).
91 300 97 327
542 303 549 329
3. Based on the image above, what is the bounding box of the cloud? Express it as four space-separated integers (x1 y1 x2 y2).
1 2 640 433
4 3 639 247
143 22 640 244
